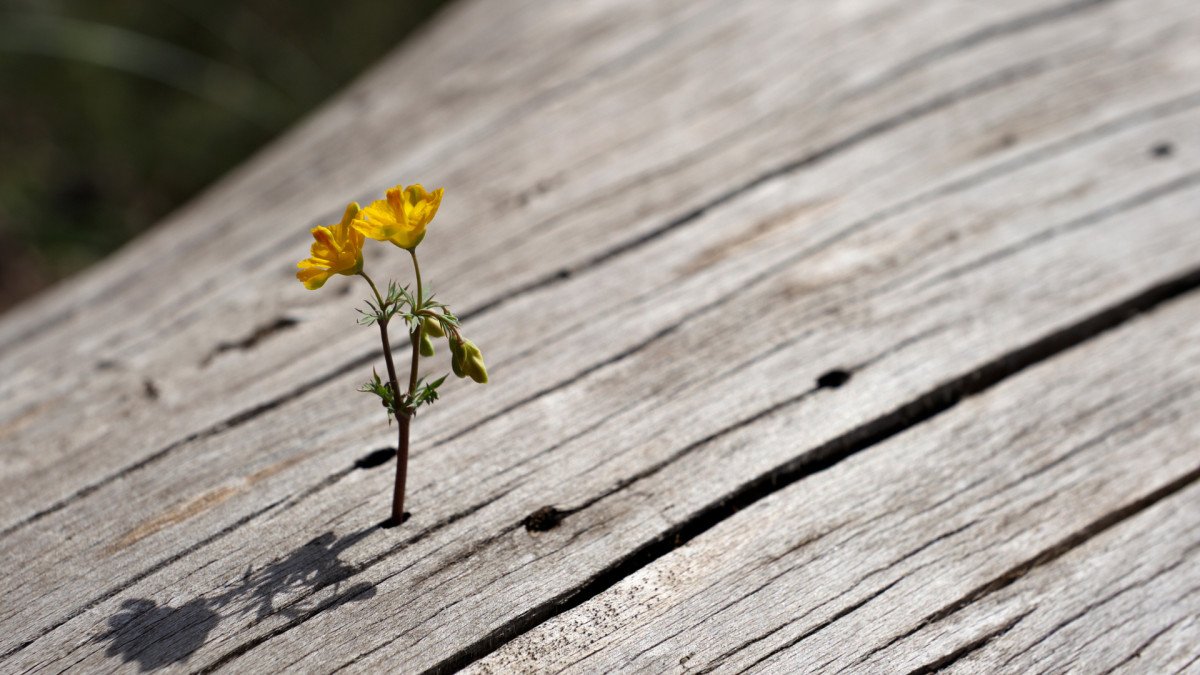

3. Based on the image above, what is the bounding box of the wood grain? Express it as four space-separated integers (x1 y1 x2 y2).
468 290 1200 674
1 0 1199 672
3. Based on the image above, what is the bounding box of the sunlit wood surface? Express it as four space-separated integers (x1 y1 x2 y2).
2 0 1199 672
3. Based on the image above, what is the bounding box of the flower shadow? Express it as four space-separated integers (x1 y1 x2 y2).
96 527 378 671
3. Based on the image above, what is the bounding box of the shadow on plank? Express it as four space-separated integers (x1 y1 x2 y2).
95 528 378 671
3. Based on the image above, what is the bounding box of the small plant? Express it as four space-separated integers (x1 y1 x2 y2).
296 184 487 526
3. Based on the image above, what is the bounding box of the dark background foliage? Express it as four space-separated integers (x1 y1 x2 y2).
0 0 447 313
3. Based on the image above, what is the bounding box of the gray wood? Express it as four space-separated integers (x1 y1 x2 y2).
468 291 1200 674
2 0 1200 672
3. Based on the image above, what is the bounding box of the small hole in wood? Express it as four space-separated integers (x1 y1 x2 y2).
378 512 411 529
816 369 852 389
555 268 572 281
354 447 396 470
524 505 565 532
142 379 160 400
1151 142 1174 158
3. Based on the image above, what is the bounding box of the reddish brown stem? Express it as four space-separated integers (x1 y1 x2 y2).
361 271 408 524
392 416 410 522
389 250 425 524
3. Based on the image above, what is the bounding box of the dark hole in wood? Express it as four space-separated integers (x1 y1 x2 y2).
143 379 160 400
524 505 565 532
817 369 852 389
354 446 396 470
555 268 572 280
379 512 411 529
1151 142 1173 158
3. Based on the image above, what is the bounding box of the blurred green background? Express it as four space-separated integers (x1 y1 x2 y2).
0 0 448 313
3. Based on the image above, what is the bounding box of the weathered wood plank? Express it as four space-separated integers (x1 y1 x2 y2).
0 0 1157 526
889 491 1200 674
1 0 1199 672
466 290 1200 674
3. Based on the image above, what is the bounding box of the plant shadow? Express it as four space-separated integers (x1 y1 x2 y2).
95 527 378 671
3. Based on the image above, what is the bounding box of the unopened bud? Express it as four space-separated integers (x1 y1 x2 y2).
423 316 445 338
420 332 435 357
461 340 488 384
450 340 467 378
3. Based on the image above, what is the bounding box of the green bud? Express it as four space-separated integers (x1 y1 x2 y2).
461 340 488 384
450 339 467 378
423 316 446 338
420 332 435 357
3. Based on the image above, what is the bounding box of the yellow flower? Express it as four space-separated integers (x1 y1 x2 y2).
353 184 443 250
296 202 365 290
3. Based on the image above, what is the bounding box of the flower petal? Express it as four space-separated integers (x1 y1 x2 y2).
339 201 361 228
296 266 333 290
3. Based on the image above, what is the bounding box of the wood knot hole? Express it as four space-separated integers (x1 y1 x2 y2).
354 447 396 469
524 506 565 532
817 369 852 389
1151 142 1173 158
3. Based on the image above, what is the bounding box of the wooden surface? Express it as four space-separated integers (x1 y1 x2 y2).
470 292 1200 674
1 0 1199 672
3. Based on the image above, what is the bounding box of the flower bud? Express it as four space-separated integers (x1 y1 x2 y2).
450 340 467 378
420 332 435 357
461 340 488 384
423 316 446 338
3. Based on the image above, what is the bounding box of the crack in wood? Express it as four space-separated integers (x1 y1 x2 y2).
922 168 1200 288
1097 613 1192 675
622 525 846 666
201 317 300 368
901 608 1037 675
408 266 1200 674
998 544 1199 671
708 578 907 674
858 464 1200 668
851 0 1116 96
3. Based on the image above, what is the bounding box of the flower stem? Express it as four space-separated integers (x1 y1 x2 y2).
361 271 407 524
360 272 402 408
392 249 424 523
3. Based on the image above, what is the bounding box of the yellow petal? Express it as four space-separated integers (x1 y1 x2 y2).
339 201 361 228
389 229 425 250
311 226 338 251
354 200 404 240
403 184 429 206
385 187 408 217
297 266 333 290
406 185 443 228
